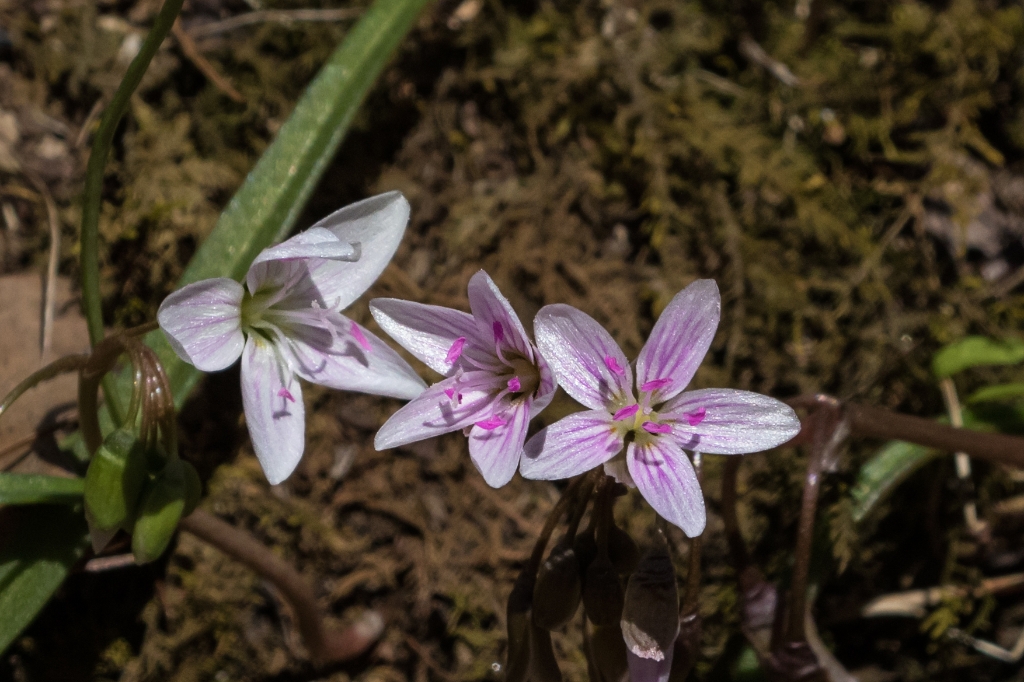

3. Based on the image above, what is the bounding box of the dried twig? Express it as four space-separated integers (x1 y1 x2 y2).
938 378 984 534
171 20 245 103
187 8 361 39
738 35 800 87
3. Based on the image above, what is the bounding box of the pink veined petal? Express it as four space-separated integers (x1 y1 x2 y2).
300 191 411 310
520 410 623 480
370 298 492 375
249 227 360 268
527 346 558 419
659 388 801 455
636 279 721 404
533 304 634 411
627 649 674 682
157 278 245 372
627 439 705 537
467 404 531 487
467 271 533 359
374 371 506 450
285 315 426 400
240 336 306 485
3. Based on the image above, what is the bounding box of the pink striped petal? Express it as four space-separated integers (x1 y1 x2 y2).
533 304 634 411
157 278 245 372
467 271 533 358
520 410 623 480
370 298 491 375
636 280 720 404
627 439 705 537
468 404 531 487
659 389 800 454
240 336 305 485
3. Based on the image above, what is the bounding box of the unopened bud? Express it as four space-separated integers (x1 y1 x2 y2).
589 624 628 682
506 568 535 682
529 623 562 682
181 460 202 516
84 428 147 532
131 459 188 564
608 524 640 575
574 523 598 575
533 537 582 630
667 612 701 682
620 540 679 662
583 555 624 626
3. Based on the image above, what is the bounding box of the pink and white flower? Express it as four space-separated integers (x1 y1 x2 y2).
520 279 800 537
370 271 556 487
157 192 426 484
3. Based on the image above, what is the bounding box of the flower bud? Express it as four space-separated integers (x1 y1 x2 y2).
506 567 563 682
608 524 640 575
574 523 598 575
667 612 701 682
84 428 147 532
620 539 679 663
583 555 624 626
533 536 582 630
131 459 188 564
589 624 628 682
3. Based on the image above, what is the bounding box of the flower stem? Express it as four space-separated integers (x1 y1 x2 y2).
179 509 383 665
79 0 185 422
0 354 89 420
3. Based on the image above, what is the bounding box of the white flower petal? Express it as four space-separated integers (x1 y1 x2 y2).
467 271 533 359
520 409 623 480
157 278 245 372
370 298 492 375
241 336 305 485
467 403 531 488
660 388 800 454
627 440 705 537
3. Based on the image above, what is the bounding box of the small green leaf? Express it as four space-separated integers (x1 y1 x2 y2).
0 505 90 654
931 336 1024 379
967 382 1024 404
851 440 937 523
0 474 85 506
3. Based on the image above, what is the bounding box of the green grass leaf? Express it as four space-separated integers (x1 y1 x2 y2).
0 505 89 654
0 474 85 506
932 336 1024 380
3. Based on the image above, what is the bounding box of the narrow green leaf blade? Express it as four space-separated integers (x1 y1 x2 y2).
140 0 430 408
967 382 1024 404
0 474 85 506
932 336 1024 379
0 505 89 654
851 440 937 523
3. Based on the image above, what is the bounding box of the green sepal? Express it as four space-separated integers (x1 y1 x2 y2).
83 428 147 532
131 459 188 564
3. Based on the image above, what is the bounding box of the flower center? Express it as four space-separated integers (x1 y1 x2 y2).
506 355 540 397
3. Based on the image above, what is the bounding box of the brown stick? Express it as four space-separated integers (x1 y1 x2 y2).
171 20 245 103
786 396 1024 469
179 509 383 665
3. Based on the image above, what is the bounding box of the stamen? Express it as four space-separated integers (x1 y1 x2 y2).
278 387 296 403
492 321 505 342
507 376 521 392
685 408 706 426
476 415 507 430
642 421 671 435
641 378 671 392
604 355 625 376
444 387 455 400
613 404 640 421
350 321 372 352
446 337 467 365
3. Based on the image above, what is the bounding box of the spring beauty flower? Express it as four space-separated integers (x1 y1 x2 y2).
520 279 800 536
370 271 556 487
157 192 426 484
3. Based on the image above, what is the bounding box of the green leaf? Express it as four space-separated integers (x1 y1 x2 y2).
0 505 90 654
850 440 937 523
0 474 85 506
967 382 1024 404
931 336 1024 379
139 0 430 409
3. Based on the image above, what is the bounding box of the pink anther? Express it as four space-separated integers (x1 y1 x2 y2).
507 376 522 392
613 404 640 421
640 378 671 392
492 321 505 342
445 336 467 365
476 415 507 430
350 321 372 352
277 388 296 403
641 421 672 435
604 355 625 376
685 407 706 426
